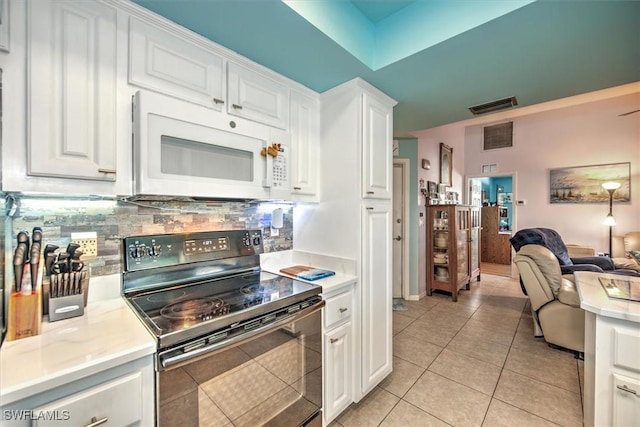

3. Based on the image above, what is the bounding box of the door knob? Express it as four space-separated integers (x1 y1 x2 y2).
394 236 402 241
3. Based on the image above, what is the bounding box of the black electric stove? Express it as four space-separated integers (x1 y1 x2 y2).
122 230 322 351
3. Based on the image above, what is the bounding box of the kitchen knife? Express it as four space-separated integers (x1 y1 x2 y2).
66 243 81 274
30 227 43 291
56 253 70 274
51 274 58 298
44 244 60 276
71 258 85 272
13 231 30 292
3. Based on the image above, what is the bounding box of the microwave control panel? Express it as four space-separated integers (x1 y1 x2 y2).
271 145 288 189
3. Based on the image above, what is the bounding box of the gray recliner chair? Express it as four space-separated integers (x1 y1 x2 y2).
513 245 584 353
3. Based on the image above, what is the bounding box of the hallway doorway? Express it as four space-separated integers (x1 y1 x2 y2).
468 174 516 278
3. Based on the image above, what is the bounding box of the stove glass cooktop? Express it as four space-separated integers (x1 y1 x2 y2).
127 271 320 341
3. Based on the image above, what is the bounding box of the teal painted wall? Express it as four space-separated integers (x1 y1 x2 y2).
396 139 419 297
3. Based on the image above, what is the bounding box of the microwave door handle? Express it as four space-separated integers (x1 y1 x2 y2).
263 142 273 188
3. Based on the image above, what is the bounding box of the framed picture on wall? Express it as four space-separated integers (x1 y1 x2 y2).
439 143 452 186
549 162 631 203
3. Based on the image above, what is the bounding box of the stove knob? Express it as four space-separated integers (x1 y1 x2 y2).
130 245 144 259
243 237 252 247
252 237 261 246
147 244 162 257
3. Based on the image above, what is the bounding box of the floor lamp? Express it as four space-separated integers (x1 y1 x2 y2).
602 181 620 256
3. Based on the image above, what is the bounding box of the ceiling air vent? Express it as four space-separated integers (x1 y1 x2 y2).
469 96 518 115
483 121 513 150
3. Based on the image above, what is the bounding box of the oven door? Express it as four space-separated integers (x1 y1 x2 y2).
157 303 323 427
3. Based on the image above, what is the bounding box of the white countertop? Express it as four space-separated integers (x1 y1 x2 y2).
0 297 156 405
261 250 358 294
0 250 355 407
574 271 640 323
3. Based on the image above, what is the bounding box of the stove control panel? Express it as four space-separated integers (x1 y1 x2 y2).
242 230 262 248
123 229 264 272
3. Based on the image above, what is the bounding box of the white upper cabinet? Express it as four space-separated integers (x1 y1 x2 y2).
27 0 118 182
129 17 225 110
227 61 289 129
362 93 393 200
0 0 9 52
290 90 320 200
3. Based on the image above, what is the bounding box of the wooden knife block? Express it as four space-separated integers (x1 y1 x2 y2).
6 263 43 341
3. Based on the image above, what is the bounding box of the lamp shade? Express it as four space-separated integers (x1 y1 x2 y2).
602 181 621 191
603 214 616 226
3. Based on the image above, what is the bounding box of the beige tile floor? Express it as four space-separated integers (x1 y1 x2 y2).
331 273 585 427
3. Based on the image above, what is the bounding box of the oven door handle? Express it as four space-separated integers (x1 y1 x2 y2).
159 299 325 370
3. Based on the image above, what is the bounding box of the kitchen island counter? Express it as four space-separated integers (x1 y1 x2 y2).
0 297 155 406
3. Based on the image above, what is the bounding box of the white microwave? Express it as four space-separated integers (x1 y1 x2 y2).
133 91 290 200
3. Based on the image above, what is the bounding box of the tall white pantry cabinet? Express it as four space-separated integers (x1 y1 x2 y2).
295 78 396 415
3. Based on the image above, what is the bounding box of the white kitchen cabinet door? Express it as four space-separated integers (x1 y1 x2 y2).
613 374 640 426
360 203 393 395
129 16 225 110
0 0 9 52
324 321 353 424
27 0 118 182
32 372 144 427
227 61 289 129
290 90 320 200
362 93 393 200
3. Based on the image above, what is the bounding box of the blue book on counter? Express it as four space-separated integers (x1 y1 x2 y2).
297 269 335 281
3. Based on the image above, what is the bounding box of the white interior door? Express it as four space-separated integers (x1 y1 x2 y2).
392 163 404 298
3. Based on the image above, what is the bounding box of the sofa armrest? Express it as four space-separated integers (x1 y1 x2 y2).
570 256 615 270
560 264 605 274
557 278 581 307
566 244 595 257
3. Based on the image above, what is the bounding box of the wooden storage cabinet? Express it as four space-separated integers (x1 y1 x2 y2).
323 285 354 425
427 205 481 302
481 206 512 264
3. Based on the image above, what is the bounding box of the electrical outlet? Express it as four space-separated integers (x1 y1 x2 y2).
71 231 98 259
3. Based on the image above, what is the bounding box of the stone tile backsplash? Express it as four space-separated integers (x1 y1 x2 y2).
9 198 293 277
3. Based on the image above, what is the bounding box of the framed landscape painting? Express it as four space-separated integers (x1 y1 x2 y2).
549 162 630 204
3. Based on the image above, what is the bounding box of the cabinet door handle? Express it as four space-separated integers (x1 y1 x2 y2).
366 191 375 195
293 186 302 190
85 416 109 427
366 207 374 210
339 307 348 313
232 104 243 110
213 98 225 105
97 168 116 174
617 384 638 395
330 338 339 344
